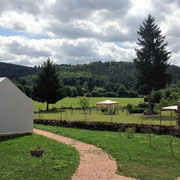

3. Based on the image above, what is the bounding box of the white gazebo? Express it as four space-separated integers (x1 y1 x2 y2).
96 100 119 114
0 77 34 135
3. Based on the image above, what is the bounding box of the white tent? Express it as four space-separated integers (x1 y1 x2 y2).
0 77 34 135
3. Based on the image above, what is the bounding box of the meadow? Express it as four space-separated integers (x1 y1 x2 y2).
34 97 177 126
35 124 180 180
34 97 143 111
0 134 79 179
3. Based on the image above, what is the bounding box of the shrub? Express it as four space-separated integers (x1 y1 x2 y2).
104 92 117 97
85 92 92 97
126 104 133 111
79 97 89 112
130 107 146 113
128 90 138 97
138 102 148 108
91 90 101 97
125 127 135 139
109 106 117 115
100 106 108 114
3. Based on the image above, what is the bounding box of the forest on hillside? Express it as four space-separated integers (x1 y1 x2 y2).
0 62 38 79
1 61 177 98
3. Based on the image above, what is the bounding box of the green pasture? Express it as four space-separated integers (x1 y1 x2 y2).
34 97 143 112
34 97 178 126
0 134 79 180
35 124 180 180
34 109 177 126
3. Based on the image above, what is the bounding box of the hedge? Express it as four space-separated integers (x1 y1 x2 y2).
34 119 180 137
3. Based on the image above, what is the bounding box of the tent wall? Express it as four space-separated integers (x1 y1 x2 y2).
0 78 33 135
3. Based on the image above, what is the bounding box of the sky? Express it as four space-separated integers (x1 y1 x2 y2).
0 0 180 67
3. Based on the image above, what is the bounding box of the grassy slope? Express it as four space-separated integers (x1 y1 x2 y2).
34 97 143 111
35 124 180 180
0 134 79 180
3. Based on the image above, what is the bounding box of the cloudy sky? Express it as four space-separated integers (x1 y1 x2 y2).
0 0 179 66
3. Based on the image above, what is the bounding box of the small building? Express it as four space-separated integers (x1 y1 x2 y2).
0 77 34 135
96 100 119 114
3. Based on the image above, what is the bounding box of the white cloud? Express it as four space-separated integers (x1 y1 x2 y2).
0 0 179 66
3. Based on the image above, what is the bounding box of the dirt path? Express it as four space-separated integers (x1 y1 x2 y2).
34 129 136 180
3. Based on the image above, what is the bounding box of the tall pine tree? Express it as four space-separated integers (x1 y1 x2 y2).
33 58 63 111
134 15 171 114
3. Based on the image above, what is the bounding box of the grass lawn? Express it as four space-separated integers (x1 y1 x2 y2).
35 124 180 180
34 109 177 126
0 134 79 180
34 97 143 111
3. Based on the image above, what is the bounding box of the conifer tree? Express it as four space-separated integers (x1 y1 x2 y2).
134 15 171 114
33 58 63 111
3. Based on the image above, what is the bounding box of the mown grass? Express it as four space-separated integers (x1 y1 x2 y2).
34 97 143 111
0 134 79 180
34 109 177 126
35 124 180 180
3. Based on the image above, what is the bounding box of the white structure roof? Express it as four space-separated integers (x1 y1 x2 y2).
97 100 118 104
0 77 6 83
161 105 177 110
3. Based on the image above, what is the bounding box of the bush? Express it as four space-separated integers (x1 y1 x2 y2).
85 92 92 97
128 90 138 97
126 104 133 112
79 97 89 112
138 102 148 108
108 106 117 115
125 127 135 139
104 92 117 97
34 119 180 137
130 107 146 113
100 106 108 114
153 104 160 114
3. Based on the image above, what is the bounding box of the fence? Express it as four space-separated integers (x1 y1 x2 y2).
34 107 178 126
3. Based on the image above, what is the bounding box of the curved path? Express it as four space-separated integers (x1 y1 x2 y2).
34 129 136 180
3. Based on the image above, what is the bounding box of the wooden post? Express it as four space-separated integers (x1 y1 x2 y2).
160 109 162 125
177 101 180 126
85 112 87 121
39 108 41 120
71 105 73 115
60 111 62 120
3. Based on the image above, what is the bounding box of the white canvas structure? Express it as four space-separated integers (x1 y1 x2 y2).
0 77 34 135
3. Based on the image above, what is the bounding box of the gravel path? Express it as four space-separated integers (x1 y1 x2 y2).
34 128 136 180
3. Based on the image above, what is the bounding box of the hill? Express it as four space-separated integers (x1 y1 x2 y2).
0 61 180 98
56 61 180 93
0 61 38 79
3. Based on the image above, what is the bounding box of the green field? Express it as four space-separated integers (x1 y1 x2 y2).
0 134 79 179
34 97 143 111
34 109 177 126
35 124 180 180
34 97 178 126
